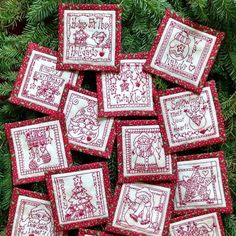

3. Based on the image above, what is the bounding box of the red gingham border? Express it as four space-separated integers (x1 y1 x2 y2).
58 84 116 159
170 212 225 236
9 42 79 115
143 9 225 94
57 3 122 72
78 229 112 236
97 53 158 117
105 183 175 236
174 151 233 215
155 80 226 153
116 119 177 183
4 114 73 185
45 162 113 231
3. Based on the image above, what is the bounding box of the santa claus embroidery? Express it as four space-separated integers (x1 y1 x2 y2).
24 126 52 170
18 204 54 236
65 175 96 221
132 133 162 171
68 101 100 144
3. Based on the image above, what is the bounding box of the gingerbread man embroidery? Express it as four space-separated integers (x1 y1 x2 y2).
68 101 100 144
18 205 54 236
24 126 52 170
179 166 216 205
65 175 96 220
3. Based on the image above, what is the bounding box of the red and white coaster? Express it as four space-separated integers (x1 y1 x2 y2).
57 3 122 72
106 183 174 236
58 85 115 158
79 229 112 236
97 53 156 117
4 115 72 185
117 120 177 183
155 80 226 153
144 9 225 93
169 212 225 236
6 188 65 236
174 151 232 215
46 162 112 231
9 43 79 115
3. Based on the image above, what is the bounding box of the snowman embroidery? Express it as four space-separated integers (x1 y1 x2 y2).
184 97 208 131
169 31 191 61
24 126 52 170
132 133 161 171
179 166 216 205
19 205 54 236
68 101 100 144
65 175 96 220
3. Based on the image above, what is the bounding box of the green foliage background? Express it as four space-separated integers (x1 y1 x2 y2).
0 0 235 235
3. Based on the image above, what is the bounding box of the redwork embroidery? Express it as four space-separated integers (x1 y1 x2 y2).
113 184 170 235
24 126 52 170
65 12 114 63
65 175 96 221
153 20 215 84
68 100 100 144
20 52 77 110
123 126 171 175
160 87 218 145
103 60 152 109
178 166 216 205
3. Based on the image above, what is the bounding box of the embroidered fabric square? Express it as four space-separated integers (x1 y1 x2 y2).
57 3 122 72
97 53 156 117
106 183 174 236
155 80 226 153
144 10 224 93
9 43 79 115
174 152 232 215
58 85 115 158
117 120 176 183
46 162 112 231
4 116 72 185
6 188 65 236
169 212 225 236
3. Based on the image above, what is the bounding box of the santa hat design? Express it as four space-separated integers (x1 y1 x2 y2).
136 133 151 145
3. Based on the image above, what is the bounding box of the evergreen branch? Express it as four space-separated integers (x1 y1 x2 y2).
27 0 58 23
0 0 32 29
0 82 13 97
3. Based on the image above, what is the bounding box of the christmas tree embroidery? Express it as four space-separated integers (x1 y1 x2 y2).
179 166 216 205
65 175 96 221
